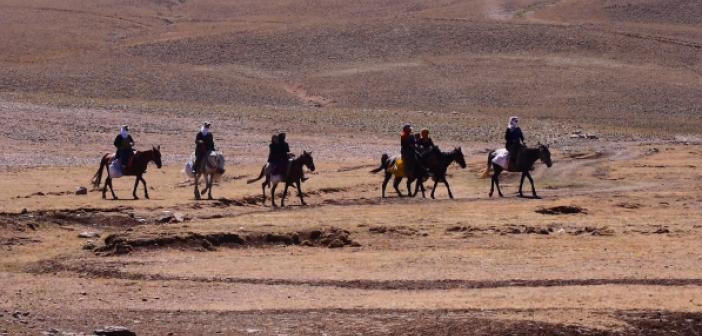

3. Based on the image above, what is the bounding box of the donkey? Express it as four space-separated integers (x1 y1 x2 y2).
187 151 225 200
248 151 315 207
91 146 163 200
483 144 552 198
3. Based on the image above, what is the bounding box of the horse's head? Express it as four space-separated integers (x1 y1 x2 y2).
453 147 467 168
301 150 315 172
152 145 163 169
538 144 552 168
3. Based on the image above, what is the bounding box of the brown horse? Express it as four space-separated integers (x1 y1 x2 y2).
483 144 552 198
91 146 163 200
248 151 315 207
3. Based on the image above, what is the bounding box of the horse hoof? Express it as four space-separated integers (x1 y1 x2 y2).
301 202 308 206
208 196 213 200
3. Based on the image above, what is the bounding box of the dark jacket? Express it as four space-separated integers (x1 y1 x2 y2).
417 137 435 151
505 127 524 149
269 141 290 164
196 132 215 153
114 134 134 151
401 133 416 155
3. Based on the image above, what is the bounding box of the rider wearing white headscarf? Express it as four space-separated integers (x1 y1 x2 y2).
193 121 215 174
505 116 525 166
114 125 135 167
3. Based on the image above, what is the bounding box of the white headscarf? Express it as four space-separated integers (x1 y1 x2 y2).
120 125 129 138
200 125 209 136
508 116 519 130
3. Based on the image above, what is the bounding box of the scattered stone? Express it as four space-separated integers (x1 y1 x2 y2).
79 231 100 239
75 186 88 195
83 241 97 250
173 212 186 223
157 211 175 223
568 131 598 140
93 326 136 336
535 205 587 215
157 211 188 224
328 239 345 248
617 202 641 209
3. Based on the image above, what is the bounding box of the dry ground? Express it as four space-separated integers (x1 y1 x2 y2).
1 139 701 335
1 0 702 335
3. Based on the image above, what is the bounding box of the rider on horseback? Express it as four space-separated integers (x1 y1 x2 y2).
505 116 525 168
114 125 135 170
417 128 437 154
192 121 216 174
400 124 419 176
268 132 290 175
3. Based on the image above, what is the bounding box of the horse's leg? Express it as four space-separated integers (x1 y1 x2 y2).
393 177 403 197
132 176 140 200
419 180 426 198
519 172 526 198
281 182 290 207
443 179 454 199
526 171 539 198
102 176 109 199
431 179 439 199
406 178 414 197
493 167 504 198
107 177 118 199
207 174 214 200
141 176 149 199
271 183 278 207
194 174 201 200
201 174 210 199
381 173 391 198
296 181 307 206
261 177 268 206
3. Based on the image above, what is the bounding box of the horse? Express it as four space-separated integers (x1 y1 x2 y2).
483 144 552 198
91 146 163 200
370 153 427 198
186 151 225 200
247 151 315 207
414 147 467 199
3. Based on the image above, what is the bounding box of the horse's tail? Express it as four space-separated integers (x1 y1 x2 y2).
481 152 493 179
91 153 110 190
247 164 267 184
370 153 390 174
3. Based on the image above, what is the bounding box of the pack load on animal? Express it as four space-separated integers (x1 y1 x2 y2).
184 151 225 179
394 158 405 178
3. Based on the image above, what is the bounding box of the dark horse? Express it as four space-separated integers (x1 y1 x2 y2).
247 151 315 207
483 144 552 198
414 147 467 199
370 152 432 198
91 146 163 200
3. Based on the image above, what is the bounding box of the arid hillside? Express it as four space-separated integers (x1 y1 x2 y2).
1 0 701 139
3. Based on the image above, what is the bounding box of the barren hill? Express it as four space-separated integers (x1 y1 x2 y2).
1 0 700 138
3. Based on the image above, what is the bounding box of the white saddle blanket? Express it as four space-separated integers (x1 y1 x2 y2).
108 159 123 178
491 148 510 169
184 151 225 178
